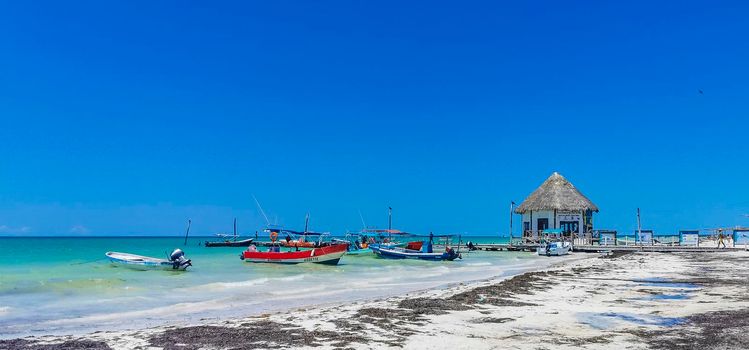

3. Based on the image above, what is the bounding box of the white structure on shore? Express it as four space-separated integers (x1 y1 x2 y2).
514 172 599 242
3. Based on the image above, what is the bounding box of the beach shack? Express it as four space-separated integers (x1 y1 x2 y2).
514 172 599 244
733 228 749 247
679 230 700 247
636 229 654 245
596 230 618 246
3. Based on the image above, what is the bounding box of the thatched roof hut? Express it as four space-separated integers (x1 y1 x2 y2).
514 172 599 214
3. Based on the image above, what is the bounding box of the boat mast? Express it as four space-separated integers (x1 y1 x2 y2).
233 217 237 241
637 208 642 244
253 195 271 226
304 213 310 233
183 219 191 246
388 207 392 231
358 210 367 229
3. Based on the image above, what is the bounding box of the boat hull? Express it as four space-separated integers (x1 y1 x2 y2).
205 238 254 247
241 244 348 265
105 252 190 271
345 248 372 255
281 241 316 248
370 245 458 261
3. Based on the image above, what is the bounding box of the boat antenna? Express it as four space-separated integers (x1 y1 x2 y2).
304 213 310 233
253 195 271 226
388 207 392 231
636 208 642 244
183 219 192 246
358 210 367 229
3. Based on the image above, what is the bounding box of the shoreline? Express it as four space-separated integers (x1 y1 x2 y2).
0 255 583 346
3 251 749 349
0 252 572 340
0 246 543 339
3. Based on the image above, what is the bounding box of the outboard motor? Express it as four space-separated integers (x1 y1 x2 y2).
446 248 461 261
169 249 192 270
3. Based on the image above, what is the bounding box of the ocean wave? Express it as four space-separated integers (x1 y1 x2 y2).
267 285 327 296
406 266 451 279
192 274 306 291
36 297 252 327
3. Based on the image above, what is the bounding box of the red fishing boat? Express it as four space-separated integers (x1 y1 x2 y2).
240 243 348 265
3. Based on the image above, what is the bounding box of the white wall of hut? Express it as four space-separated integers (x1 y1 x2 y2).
521 210 584 235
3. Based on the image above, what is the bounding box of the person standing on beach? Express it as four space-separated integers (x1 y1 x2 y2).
717 229 726 248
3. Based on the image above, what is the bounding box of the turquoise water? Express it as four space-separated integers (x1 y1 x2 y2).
0 235 541 338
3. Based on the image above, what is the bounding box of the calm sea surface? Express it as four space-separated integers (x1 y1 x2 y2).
0 235 547 338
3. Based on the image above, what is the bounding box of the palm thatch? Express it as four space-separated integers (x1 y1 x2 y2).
514 172 599 214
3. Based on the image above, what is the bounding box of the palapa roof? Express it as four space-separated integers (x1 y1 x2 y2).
514 172 599 214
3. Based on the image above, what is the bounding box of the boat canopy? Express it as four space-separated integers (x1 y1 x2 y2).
283 230 326 236
362 229 411 236
263 227 328 236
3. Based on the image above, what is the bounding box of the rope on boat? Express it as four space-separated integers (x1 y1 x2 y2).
70 258 106 265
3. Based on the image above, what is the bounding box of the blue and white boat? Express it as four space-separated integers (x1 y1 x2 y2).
334 230 410 255
106 249 192 271
370 234 461 261
536 241 572 256
536 229 573 256
332 233 370 255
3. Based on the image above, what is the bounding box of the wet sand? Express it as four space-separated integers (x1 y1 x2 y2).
3 250 749 350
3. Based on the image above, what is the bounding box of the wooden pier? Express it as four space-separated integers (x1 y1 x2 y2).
472 243 747 253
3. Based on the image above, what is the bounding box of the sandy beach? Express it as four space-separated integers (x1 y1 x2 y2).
3 250 748 350
3 1 748 348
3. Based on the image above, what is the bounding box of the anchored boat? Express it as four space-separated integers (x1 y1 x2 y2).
205 218 255 247
280 233 317 248
537 241 572 256
205 238 254 247
370 234 461 261
240 228 348 264
536 229 573 256
333 232 376 255
106 249 192 270
240 243 348 265
333 236 367 255
334 229 417 255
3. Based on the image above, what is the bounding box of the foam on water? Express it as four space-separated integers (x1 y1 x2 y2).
192 275 308 290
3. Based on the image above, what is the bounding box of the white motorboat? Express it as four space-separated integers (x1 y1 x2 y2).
537 241 572 256
106 249 192 270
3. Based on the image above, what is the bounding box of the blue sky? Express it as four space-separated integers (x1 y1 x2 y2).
0 1 747 236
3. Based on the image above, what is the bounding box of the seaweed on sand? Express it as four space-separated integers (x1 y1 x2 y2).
0 339 112 350
448 270 555 306
148 320 366 350
626 308 749 350
397 297 471 314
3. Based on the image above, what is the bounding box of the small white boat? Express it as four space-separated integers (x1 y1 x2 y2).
106 249 192 271
537 241 572 256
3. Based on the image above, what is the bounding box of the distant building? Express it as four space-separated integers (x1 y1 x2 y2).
514 172 599 241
